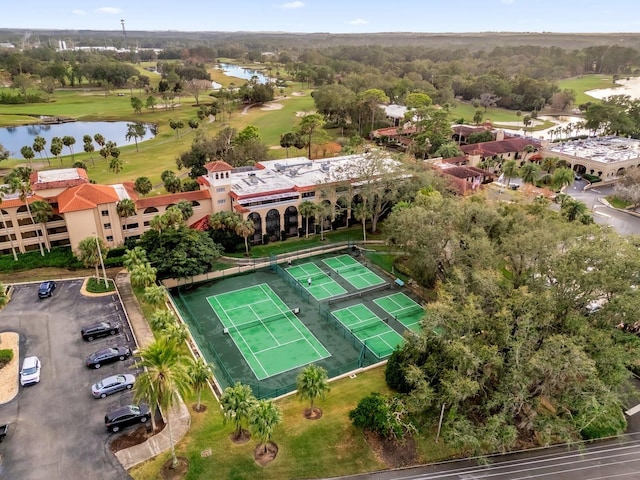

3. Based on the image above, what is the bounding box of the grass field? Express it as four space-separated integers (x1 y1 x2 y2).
557 74 614 106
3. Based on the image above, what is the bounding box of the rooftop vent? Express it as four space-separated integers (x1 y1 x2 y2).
320 162 330 172
248 172 258 184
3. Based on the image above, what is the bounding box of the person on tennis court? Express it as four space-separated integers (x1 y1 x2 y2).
308 277 312 287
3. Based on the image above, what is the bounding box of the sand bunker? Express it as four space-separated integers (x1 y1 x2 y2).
260 102 284 111
291 91 306 97
295 110 317 117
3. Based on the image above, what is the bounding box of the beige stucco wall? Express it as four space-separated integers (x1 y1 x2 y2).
65 209 101 253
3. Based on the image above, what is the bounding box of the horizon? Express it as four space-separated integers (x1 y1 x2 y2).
4 0 640 34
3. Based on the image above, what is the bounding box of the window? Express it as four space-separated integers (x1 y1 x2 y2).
191 200 201 207
143 207 158 214
101 210 109 216
216 187 226 193
302 192 315 198
217 199 226 205
106 236 114 242
103 223 111 229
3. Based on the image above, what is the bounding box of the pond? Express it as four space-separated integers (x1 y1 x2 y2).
0 121 156 159
217 63 269 84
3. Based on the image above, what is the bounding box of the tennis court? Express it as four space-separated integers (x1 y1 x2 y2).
331 303 404 358
286 261 347 300
323 254 386 289
374 292 424 332
207 284 330 380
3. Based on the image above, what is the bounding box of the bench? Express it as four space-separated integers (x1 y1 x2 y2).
394 278 405 287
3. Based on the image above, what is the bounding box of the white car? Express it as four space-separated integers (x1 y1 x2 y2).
20 356 41 386
92 373 136 399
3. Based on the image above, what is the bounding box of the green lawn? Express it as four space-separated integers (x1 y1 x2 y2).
557 74 614 105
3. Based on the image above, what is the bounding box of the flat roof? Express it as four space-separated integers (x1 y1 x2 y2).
36 169 85 183
546 136 640 164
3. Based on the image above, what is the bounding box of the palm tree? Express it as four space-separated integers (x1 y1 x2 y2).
501 160 519 185
83 135 95 167
62 135 76 160
130 262 157 287
109 151 124 179
116 199 136 235
10 178 44 256
33 136 50 166
353 201 371 243
235 218 255 256
0 187 18 261
249 399 283 454
20 146 35 169
143 284 166 308
77 236 107 279
174 200 194 222
561 197 589 222
150 309 176 331
520 162 541 185
30 200 53 253
133 338 191 469
50 136 63 167
541 156 558 173
125 122 146 152
296 364 330 418
188 358 213 412
552 167 575 191
317 201 333 241
298 201 316 239
164 323 189 345
123 246 148 270
220 382 257 441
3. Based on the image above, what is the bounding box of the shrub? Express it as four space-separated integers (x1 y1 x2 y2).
0 348 13 367
0 247 84 272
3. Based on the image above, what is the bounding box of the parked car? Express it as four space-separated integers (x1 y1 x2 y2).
20 356 41 386
38 281 56 299
86 347 132 369
105 404 150 433
92 373 135 398
81 321 121 341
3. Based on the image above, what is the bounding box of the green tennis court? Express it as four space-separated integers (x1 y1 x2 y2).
374 292 424 332
331 303 404 358
207 284 330 380
286 262 347 300
323 254 386 289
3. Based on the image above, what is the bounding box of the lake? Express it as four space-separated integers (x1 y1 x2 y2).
0 121 155 159
216 63 269 84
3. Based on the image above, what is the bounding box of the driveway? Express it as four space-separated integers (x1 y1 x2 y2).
0 280 139 480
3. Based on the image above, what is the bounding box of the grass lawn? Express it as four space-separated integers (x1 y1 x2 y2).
557 74 614 106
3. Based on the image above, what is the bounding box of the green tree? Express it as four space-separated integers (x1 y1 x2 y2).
357 88 390 134
133 338 191 469
473 109 484 125
126 122 146 152
220 382 257 441
552 167 575 190
116 199 136 234
560 197 589 222
296 113 325 159
10 178 44 256
62 135 76 161
20 146 35 168
249 399 283 454
49 136 63 167
235 218 255 256
173 200 194 222
163 172 182 194
298 201 316 238
296 364 330 417
143 284 166 308
501 160 519 184
109 153 124 179
150 309 176 331
82 135 95 167
134 176 153 196
188 358 213 412
123 246 148 270
77 236 107 279
32 136 50 166
520 162 540 185
130 262 157 287
130 96 143 114
405 92 432 109
434 142 463 159
30 200 53 253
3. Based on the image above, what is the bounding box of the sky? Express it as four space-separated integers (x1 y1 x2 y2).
4 0 640 34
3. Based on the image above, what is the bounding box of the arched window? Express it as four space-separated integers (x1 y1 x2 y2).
143 207 159 214
17 205 28 213
191 200 200 207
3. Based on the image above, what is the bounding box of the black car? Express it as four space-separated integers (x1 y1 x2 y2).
81 321 121 341
38 281 56 299
86 346 132 369
105 404 150 433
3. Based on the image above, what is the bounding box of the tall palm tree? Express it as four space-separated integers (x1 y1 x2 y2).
317 201 333 241
83 135 95 167
126 122 146 152
298 201 317 238
150 309 176 331
123 246 148 270
220 382 257 441
520 162 541 185
62 135 76 160
32 136 50 166
77 236 107 280
561 198 589 222
143 284 166 308
296 364 330 417
116 199 136 236
501 160 519 185
109 152 124 179
30 200 53 253
20 146 35 169
353 201 371 243
235 218 255 256
552 167 575 190
10 178 44 256
133 338 191 469
188 358 213 412
0 188 18 261
130 262 157 288
50 136 63 167
249 399 283 454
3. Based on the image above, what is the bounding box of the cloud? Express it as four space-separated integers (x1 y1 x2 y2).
347 18 368 25
96 7 123 14
72 9 86 16
278 1 304 9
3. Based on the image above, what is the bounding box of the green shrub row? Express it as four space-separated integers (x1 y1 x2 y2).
583 173 601 183
0 348 13 367
0 247 84 272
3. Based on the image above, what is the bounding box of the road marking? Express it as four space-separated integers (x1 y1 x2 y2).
626 404 640 416
594 211 611 218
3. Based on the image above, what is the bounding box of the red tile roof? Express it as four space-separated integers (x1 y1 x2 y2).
441 165 488 179
204 161 233 172
190 215 210 231
30 168 89 191
57 184 120 213
135 190 211 210
461 138 540 157
0 194 47 209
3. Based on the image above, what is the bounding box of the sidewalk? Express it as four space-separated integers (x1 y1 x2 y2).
114 271 191 470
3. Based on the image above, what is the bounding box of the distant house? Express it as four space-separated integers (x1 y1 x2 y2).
461 131 541 167
427 158 495 195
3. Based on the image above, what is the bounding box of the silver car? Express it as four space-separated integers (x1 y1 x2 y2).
91 373 136 399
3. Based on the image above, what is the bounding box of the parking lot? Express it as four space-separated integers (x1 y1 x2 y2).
0 280 139 480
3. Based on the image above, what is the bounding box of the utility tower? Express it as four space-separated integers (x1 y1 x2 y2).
121 19 127 50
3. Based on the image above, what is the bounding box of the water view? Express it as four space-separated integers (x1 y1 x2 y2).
0 121 155 159
586 76 640 101
217 63 269 84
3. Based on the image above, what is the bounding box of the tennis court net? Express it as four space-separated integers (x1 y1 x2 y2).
226 312 290 333
395 305 423 320
335 264 362 275
328 282 391 305
296 271 328 283
351 319 381 334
